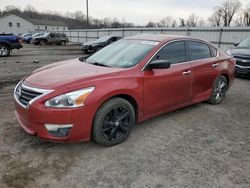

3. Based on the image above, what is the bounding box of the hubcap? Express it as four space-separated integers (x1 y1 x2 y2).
102 107 130 141
214 79 227 102
0 47 8 56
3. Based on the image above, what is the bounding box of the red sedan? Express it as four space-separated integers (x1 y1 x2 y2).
14 35 235 146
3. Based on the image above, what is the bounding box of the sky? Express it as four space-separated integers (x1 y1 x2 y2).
0 0 249 25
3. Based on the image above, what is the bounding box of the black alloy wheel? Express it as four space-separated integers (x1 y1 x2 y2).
92 98 135 146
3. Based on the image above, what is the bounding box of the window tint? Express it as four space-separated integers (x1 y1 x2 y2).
153 41 187 64
211 47 217 57
188 41 211 61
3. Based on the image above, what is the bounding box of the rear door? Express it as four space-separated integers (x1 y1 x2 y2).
187 41 220 101
143 41 192 115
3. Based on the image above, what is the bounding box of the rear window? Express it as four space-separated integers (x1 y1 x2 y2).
188 41 211 61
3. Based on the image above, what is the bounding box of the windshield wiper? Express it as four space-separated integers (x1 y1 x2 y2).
91 62 111 67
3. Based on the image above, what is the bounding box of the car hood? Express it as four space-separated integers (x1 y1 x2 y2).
23 58 124 89
230 48 250 57
82 41 106 46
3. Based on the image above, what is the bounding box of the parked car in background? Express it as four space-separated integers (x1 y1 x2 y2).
227 37 250 78
32 32 69 45
0 33 22 57
81 35 122 53
20 33 32 44
14 34 235 146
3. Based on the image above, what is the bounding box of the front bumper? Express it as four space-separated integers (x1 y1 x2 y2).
81 45 93 51
14 100 97 143
235 65 250 78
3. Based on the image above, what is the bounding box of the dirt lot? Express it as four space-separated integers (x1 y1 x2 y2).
0 45 249 188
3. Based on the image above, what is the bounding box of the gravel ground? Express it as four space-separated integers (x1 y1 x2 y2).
0 45 249 188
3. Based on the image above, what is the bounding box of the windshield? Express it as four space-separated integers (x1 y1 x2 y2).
21 33 31 37
32 33 42 37
85 39 158 68
95 36 112 43
42 33 50 37
238 37 250 48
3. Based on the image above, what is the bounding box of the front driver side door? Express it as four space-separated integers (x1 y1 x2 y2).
143 41 192 115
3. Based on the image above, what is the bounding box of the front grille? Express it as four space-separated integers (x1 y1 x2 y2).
19 87 43 107
15 83 52 108
234 55 250 61
236 59 250 67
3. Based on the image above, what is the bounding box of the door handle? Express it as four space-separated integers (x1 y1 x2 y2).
182 70 192 75
212 63 219 67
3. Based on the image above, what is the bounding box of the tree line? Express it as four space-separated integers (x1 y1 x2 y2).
0 5 134 29
147 0 250 27
0 0 249 29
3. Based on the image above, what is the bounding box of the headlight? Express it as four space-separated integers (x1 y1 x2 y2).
45 87 95 108
226 50 233 57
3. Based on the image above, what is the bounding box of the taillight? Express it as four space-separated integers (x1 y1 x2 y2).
18 37 22 43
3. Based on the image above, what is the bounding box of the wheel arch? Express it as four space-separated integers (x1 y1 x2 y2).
221 73 230 89
96 93 139 123
0 41 11 48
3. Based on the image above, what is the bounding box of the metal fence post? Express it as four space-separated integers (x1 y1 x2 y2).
186 27 190 36
69 30 72 42
122 29 125 37
218 28 223 48
85 30 88 42
77 30 79 43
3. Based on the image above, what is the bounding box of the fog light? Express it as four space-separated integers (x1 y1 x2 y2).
45 124 73 138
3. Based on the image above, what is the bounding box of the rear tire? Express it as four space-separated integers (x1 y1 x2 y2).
208 75 228 105
92 98 135 147
0 44 10 57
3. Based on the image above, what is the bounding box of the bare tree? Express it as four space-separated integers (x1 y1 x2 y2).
179 18 186 27
208 10 222 27
187 14 199 27
159 16 174 27
215 0 241 27
243 3 250 26
146 21 157 28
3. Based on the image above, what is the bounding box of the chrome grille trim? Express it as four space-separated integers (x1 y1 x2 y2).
14 82 54 109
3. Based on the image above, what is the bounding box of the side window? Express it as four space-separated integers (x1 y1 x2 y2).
152 41 187 64
9 22 13 27
188 41 211 61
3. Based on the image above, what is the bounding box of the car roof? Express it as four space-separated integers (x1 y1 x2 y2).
125 34 193 42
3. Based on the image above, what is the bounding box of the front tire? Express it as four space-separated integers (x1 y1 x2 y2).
92 98 135 146
40 40 46 46
0 44 10 57
208 75 228 105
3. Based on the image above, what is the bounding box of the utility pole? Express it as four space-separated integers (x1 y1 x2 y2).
86 0 89 29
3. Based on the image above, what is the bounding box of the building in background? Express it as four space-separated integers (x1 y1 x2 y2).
0 14 68 34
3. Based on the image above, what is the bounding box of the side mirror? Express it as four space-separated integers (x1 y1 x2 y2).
234 43 239 47
148 60 171 70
